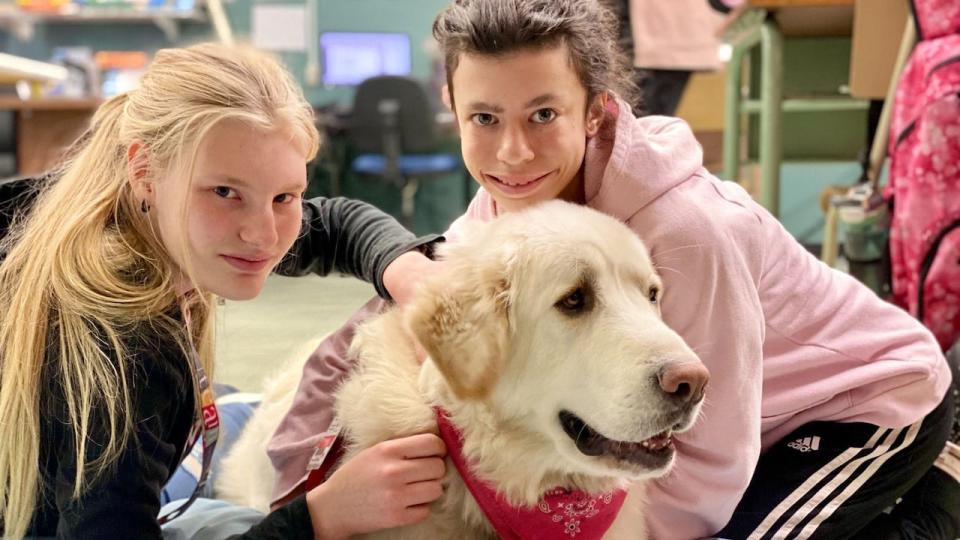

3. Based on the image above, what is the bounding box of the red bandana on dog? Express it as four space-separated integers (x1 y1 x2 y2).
435 408 627 539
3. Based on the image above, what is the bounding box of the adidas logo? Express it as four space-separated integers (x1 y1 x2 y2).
787 436 821 453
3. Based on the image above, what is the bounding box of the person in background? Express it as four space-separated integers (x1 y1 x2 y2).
0 43 447 539
616 0 743 116
268 1 960 538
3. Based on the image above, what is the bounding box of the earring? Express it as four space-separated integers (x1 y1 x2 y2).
140 200 150 213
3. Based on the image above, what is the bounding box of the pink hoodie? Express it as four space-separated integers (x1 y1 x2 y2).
267 98 951 538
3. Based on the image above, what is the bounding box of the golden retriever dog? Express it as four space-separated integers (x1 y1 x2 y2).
219 201 708 539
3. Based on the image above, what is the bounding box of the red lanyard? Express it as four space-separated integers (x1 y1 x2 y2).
157 301 220 525
304 416 345 491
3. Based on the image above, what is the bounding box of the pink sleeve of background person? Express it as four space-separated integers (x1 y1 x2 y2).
629 0 728 70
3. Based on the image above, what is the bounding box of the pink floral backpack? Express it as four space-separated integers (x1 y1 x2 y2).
887 0 960 351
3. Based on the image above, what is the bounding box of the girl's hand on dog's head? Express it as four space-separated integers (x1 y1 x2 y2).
382 251 446 308
306 433 447 539
385 250 445 365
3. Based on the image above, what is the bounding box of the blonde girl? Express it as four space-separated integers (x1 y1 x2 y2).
0 43 446 539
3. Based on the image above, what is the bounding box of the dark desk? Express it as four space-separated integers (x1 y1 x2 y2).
0 97 100 176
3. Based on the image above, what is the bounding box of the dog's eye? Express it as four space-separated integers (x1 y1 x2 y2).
648 286 660 305
557 288 586 313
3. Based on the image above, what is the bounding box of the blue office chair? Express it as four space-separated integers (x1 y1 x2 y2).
348 75 461 227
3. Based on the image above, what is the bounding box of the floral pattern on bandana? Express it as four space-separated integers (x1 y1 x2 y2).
435 408 627 540
538 490 618 537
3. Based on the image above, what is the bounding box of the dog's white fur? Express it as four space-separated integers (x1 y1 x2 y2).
215 336 322 512
218 201 705 539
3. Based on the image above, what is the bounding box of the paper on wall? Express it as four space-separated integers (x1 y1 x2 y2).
252 4 307 52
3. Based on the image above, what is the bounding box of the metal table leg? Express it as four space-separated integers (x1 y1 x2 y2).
723 10 764 184
758 18 784 217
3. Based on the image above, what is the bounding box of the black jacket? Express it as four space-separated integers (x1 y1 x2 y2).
1 175 439 538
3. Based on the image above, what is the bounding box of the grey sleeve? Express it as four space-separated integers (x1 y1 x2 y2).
274 197 442 301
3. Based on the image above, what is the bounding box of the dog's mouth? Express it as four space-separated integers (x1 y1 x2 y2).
559 410 674 470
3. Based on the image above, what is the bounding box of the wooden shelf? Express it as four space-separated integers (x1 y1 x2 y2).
4 7 203 21
0 96 102 111
0 6 205 41
0 52 68 85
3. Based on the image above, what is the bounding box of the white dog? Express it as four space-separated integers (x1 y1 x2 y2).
219 201 708 539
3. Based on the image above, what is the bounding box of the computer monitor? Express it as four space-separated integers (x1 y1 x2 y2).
320 32 412 86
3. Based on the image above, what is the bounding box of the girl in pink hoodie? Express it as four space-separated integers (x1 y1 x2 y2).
267 1 959 537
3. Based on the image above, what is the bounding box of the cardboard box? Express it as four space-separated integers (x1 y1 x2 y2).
849 0 910 99
775 6 854 38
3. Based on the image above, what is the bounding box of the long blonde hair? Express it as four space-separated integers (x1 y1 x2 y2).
0 43 319 537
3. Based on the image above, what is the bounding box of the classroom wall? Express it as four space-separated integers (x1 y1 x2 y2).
1 0 451 107
1 0 467 235
1 5 870 241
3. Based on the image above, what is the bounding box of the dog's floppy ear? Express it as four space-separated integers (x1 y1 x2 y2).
407 264 510 400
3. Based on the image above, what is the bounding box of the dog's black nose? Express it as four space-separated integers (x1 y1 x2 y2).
657 361 709 405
